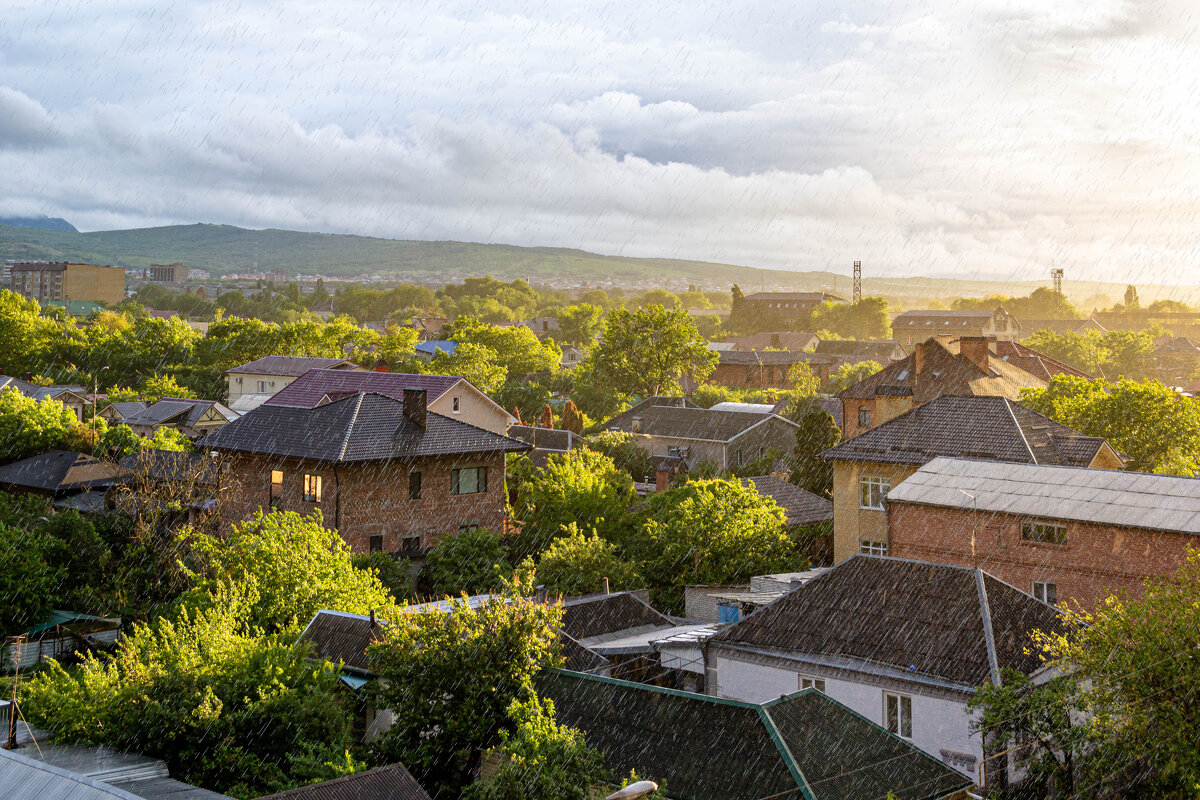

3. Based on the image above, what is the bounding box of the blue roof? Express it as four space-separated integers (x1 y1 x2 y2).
414 340 458 356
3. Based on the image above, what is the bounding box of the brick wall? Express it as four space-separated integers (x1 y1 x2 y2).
217 450 509 553
888 502 1196 610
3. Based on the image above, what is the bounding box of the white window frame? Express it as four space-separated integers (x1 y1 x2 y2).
884 691 913 739
799 676 826 693
1032 581 1058 605
859 477 890 510
860 540 888 557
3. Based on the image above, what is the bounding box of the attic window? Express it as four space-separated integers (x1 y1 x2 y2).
452 397 461 413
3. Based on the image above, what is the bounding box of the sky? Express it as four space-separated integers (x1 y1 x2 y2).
2 0 1199 283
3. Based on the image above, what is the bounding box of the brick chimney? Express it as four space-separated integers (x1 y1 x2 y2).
373 358 389 372
959 336 991 372
403 387 427 429
655 464 672 492
913 342 926 376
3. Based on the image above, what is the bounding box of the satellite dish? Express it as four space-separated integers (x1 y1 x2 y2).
605 781 659 800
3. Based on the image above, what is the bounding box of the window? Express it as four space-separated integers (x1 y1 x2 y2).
860 540 888 556
858 407 872 428
459 524 480 534
270 470 283 507
884 692 913 739
399 534 422 555
1021 520 1067 545
799 676 826 693
369 535 384 553
1032 581 1058 605
451 466 488 495
452 396 461 413
859 477 890 510
303 474 322 503
257 380 269 392
408 471 422 500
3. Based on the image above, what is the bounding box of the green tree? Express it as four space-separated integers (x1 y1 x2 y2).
0 525 62 634
0 289 50 376
421 528 514 596
824 360 883 393
465 696 607 800
351 551 416 602
140 373 197 402
368 574 564 798
429 342 507 394
788 361 821 398
516 449 636 555
810 297 891 339
22 589 361 799
537 524 641 596
179 510 393 633
637 479 803 612
0 388 85 461
784 400 841 497
584 431 656 482
1022 329 1106 375
557 304 604 346
1020 375 1200 474
1123 284 1140 310
442 317 562 377
586 306 718 397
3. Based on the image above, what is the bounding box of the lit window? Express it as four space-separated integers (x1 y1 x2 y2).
451 467 488 495
1033 581 1058 605
303 474 322 503
860 540 888 556
884 692 913 739
799 676 826 693
1021 520 1067 545
270 470 283 506
859 477 890 510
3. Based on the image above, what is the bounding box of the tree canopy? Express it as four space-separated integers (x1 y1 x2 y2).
585 305 717 397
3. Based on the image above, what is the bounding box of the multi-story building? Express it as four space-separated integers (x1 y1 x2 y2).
146 263 188 282
10 262 125 306
891 308 1019 351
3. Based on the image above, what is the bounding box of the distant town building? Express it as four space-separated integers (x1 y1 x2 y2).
146 262 188 282
740 291 846 328
10 261 125 306
891 308 1019 351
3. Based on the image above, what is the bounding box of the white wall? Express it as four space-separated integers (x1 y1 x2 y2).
714 654 983 778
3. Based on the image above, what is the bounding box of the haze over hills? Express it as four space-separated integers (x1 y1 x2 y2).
2 222 1198 305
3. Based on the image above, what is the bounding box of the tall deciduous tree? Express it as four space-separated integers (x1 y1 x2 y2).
783 400 841 497
515 449 636 555
0 389 87 461
586 305 717 397
556 303 605 346
421 527 513 596
536 524 641 596
824 360 883 394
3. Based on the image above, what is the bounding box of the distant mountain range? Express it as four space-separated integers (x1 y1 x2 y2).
0 216 78 233
1 221 1197 304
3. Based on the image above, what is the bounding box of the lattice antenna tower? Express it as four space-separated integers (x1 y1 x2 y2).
852 260 862 303
1051 267 1064 295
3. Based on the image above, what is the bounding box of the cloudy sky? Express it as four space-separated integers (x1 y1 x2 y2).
2 0 1199 282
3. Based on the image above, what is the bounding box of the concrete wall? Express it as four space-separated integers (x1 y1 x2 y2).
888 501 1196 612
713 650 982 778
831 460 920 563
227 372 299 402
427 384 510 435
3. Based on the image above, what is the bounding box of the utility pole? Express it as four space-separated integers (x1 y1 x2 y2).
5 635 24 749
1051 267 1064 295
852 260 862 304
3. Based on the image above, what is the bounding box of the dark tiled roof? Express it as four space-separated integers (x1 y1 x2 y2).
0 375 43 395
0 450 125 494
821 395 1111 466
836 338 1044 403
892 309 1001 326
541 670 971 800
741 476 833 526
298 610 385 675
713 556 1069 687
602 405 787 443
559 592 674 641
201 392 528 463
718 350 836 367
993 341 1091 380
254 763 431 800
118 451 216 486
813 340 904 361
264 370 462 409
104 401 149 419
560 633 611 673
226 356 357 376
122 398 238 428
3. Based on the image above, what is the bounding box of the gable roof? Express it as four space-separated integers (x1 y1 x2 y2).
102 401 148 419
993 341 1091 380
253 763 431 800
202 392 528 463
821 395 1114 467
0 747 146 800
602 405 793 443
559 592 674 641
741 476 833 526
264 369 464 409
712 555 1069 688
813 339 905 361
121 398 239 428
541 670 970 800
0 450 125 494
836 337 1046 403
892 308 1008 328
888 456 1200 535
298 609 385 676
225 356 357 376
717 350 837 367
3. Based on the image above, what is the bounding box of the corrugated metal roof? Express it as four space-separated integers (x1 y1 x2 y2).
888 457 1200 533
0 748 145 800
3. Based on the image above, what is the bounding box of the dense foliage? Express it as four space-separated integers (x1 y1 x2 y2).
536 525 642 596
514 449 636 555
585 305 718 397
421 527 514 596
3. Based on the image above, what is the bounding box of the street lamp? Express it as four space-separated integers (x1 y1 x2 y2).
958 489 978 565
605 781 659 800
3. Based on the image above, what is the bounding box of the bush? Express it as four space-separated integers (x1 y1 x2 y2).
537 525 641 597
421 528 513 596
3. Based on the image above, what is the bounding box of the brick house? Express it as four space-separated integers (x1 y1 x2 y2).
892 308 1019 351
887 457 1200 611
820 395 1124 563
601 397 800 472
201 389 529 554
708 350 838 390
739 291 846 329
836 336 1050 439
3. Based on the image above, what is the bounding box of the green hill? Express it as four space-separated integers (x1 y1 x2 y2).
2 222 1197 304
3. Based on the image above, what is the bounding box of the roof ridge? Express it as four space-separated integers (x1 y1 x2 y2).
338 392 367 462
1002 397 1038 462
975 569 1002 687
758 705 816 800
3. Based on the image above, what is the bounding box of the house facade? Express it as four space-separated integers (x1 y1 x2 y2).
708 350 837 390
224 356 361 411
740 291 846 329
202 389 528 554
821 395 1124 563
887 457 1200 611
892 308 1019 351
10 261 125 306
120 398 239 439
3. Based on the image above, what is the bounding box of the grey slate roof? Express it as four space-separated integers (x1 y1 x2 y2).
264 370 464 409
105 402 149 419
559 592 674 641
297 609 385 675
121 399 238 428
888 456 1200 534
741 476 833 526
541 670 970 800
602 405 792 443
712 555 1070 688
0 450 125 494
201 392 528 463
821 395 1113 467
225 356 357 376
253 763 431 800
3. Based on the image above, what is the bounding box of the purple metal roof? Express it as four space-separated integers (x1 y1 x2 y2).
264 369 463 409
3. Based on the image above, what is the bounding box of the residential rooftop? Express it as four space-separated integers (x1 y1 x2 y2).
225 356 358 376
